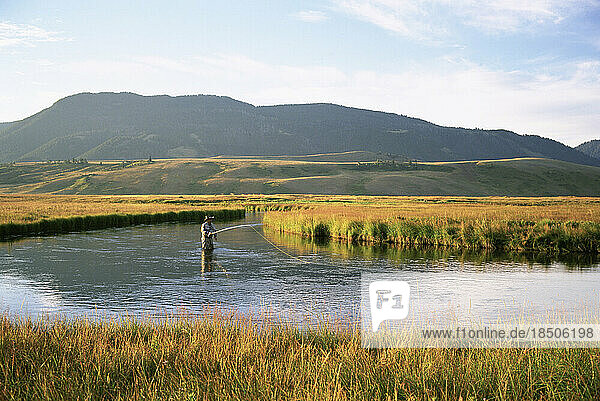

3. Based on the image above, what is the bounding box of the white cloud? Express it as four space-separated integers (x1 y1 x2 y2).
457 0 600 32
292 10 329 23
331 60 600 145
332 0 599 37
0 21 68 48
332 0 425 38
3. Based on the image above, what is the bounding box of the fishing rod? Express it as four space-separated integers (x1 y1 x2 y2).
211 223 263 235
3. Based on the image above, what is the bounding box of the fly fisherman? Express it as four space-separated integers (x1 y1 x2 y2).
201 216 217 250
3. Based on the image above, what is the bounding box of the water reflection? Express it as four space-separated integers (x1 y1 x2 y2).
201 249 214 273
0 215 598 323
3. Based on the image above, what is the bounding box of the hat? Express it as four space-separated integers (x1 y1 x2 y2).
204 216 215 222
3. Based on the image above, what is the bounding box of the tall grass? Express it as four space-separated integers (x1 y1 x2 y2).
0 194 252 225
3 194 600 250
264 230 600 267
0 209 244 241
264 211 600 254
1 314 598 400
4 195 600 225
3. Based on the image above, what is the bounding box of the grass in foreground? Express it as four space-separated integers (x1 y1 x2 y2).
1 314 598 400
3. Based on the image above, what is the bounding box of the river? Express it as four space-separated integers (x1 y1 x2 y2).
1 214 599 325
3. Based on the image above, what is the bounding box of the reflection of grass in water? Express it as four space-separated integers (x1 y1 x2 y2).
1 312 598 400
264 230 600 268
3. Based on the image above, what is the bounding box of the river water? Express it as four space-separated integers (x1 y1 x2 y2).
1 214 599 325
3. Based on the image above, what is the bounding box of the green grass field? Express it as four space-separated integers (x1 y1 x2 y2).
1 155 600 196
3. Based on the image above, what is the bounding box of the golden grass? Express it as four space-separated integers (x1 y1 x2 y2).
261 197 600 223
3 194 600 252
262 197 600 254
0 194 246 225
1 313 598 400
3 194 600 225
0 194 250 240
3 156 600 196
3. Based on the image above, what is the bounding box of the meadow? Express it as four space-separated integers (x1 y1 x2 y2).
4 194 600 225
2 156 600 196
3 194 600 254
0 194 281 225
1 313 598 400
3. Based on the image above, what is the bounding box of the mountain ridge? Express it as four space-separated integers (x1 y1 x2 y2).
577 140 600 160
1 91 598 166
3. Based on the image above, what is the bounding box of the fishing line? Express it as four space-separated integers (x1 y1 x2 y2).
212 258 230 276
210 222 311 265
249 225 311 265
247 227 347 269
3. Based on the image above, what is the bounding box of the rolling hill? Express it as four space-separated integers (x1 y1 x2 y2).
576 140 600 160
1 156 599 196
1 92 598 166
0 122 14 132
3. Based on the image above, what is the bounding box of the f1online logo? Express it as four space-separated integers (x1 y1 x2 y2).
369 281 410 332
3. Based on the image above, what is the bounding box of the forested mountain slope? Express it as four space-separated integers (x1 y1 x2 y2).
1 92 597 166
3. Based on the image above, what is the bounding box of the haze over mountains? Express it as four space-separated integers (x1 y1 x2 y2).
1 92 598 166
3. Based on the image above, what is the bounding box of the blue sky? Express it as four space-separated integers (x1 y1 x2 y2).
1 0 599 146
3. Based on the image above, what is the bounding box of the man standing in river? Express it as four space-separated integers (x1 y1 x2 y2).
201 216 217 250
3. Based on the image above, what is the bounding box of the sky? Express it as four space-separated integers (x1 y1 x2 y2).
1 0 599 146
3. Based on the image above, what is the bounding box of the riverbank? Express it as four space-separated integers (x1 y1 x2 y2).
3 194 600 249
263 209 600 254
4 195 600 225
0 314 597 400
0 207 244 241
